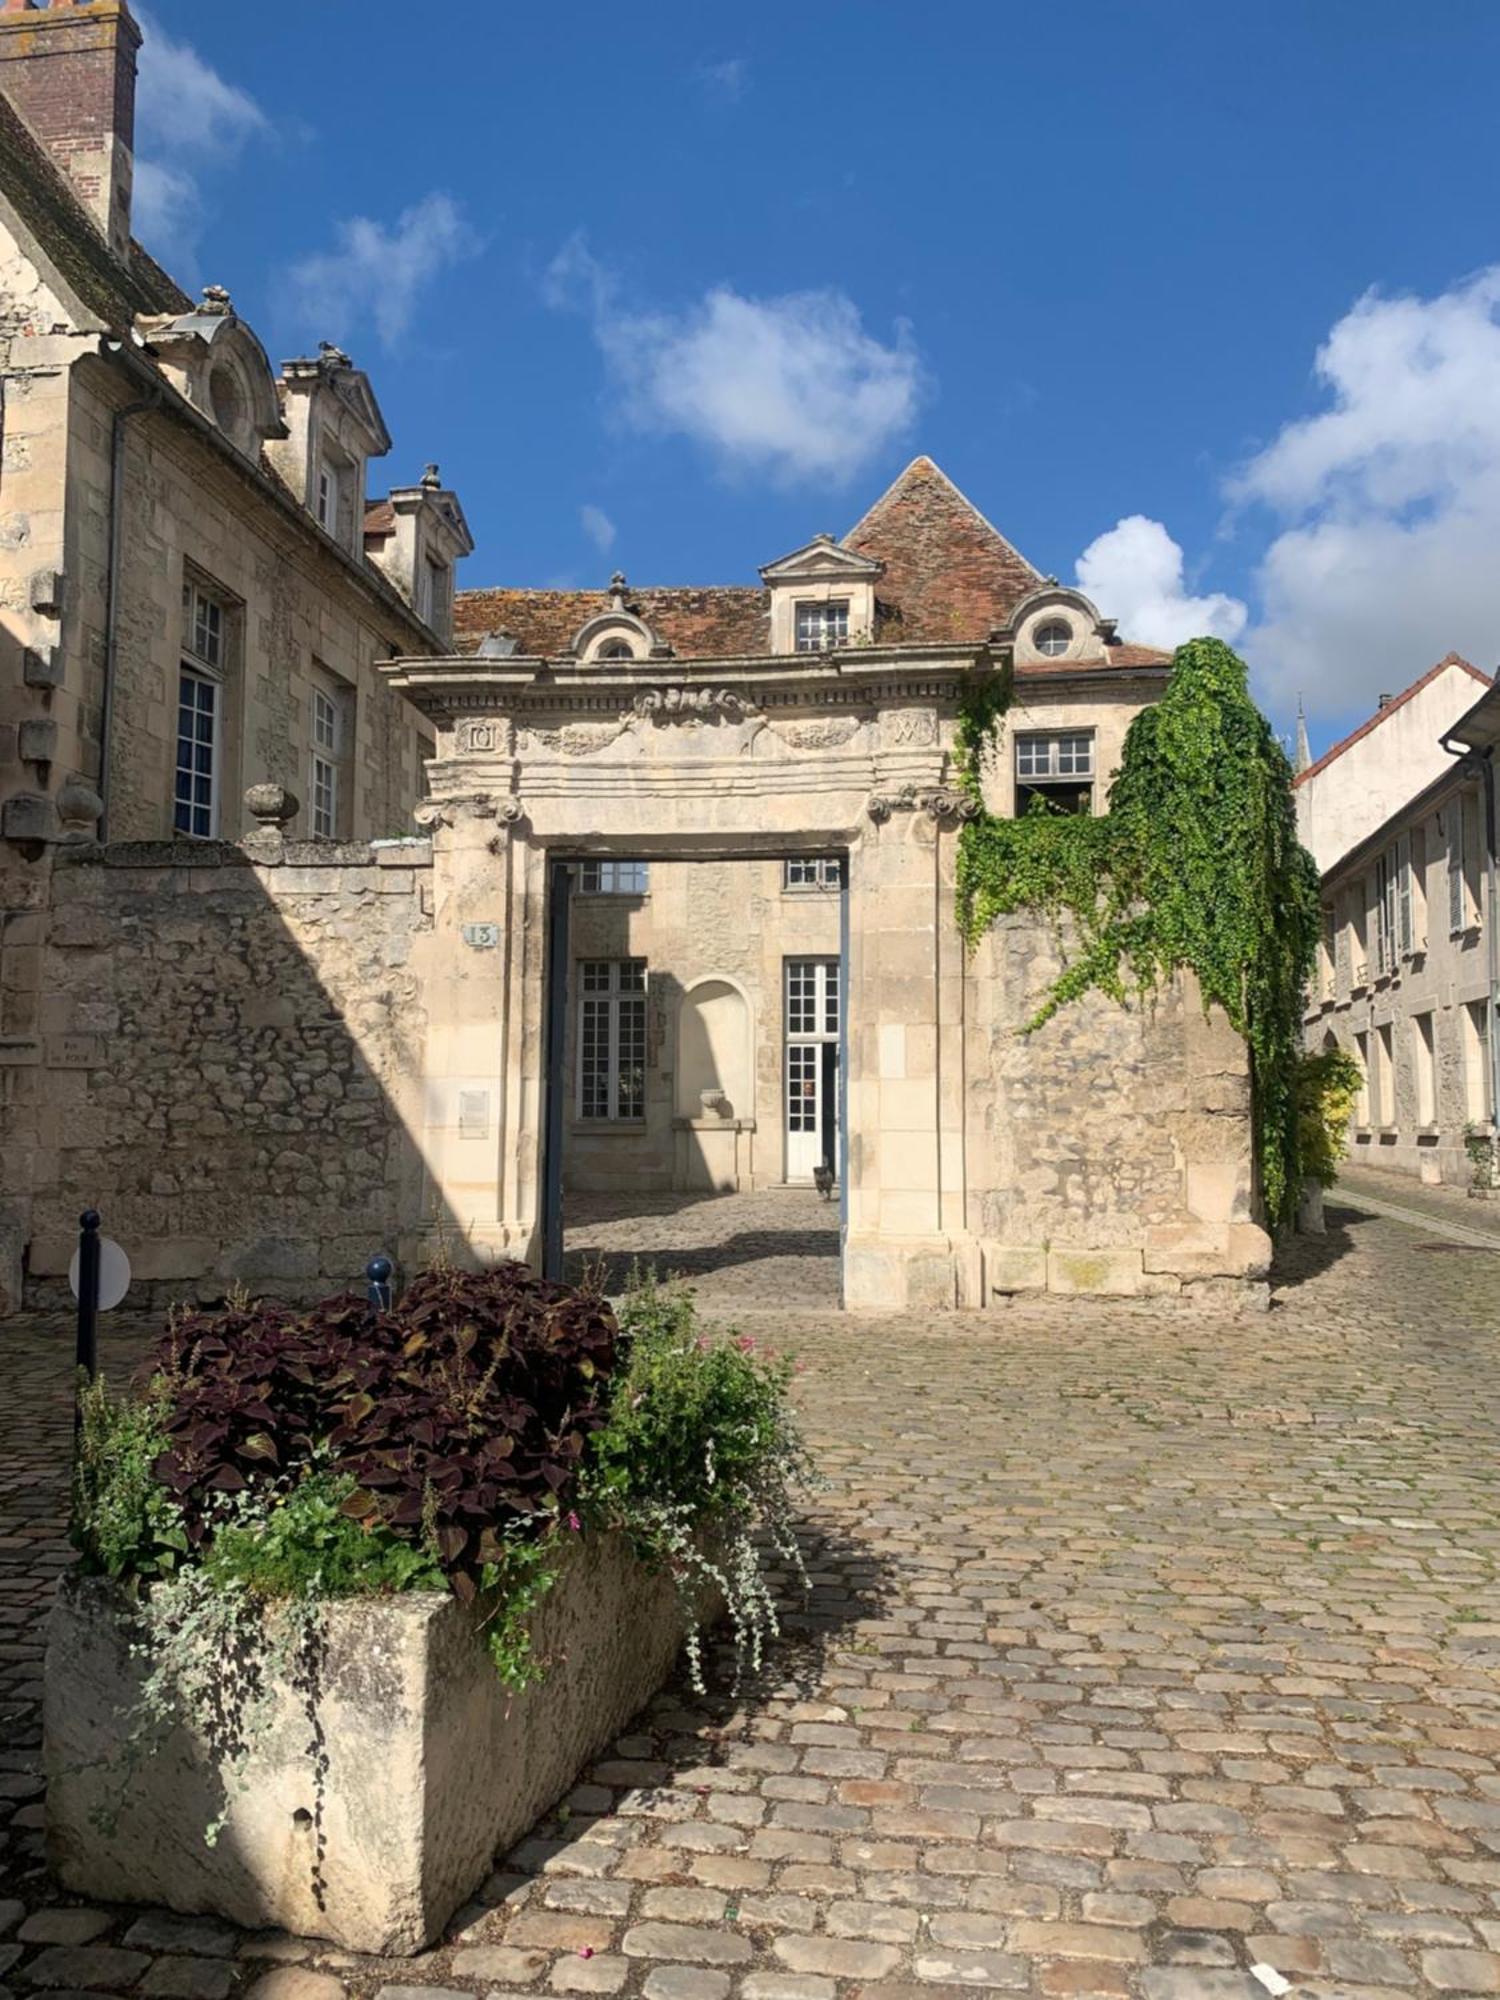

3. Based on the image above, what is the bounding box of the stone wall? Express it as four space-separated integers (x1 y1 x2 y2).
963 911 1265 1304
19 835 437 1309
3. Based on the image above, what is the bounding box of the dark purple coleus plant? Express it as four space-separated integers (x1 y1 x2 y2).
151 1264 621 1600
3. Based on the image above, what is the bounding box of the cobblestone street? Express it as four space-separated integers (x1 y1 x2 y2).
6 1188 1500 1997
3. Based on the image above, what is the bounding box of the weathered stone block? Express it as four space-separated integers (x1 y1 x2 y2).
2 791 58 842
22 644 62 689
1142 1222 1229 1275
984 1245 1047 1295
18 716 57 763
1046 1248 1145 1296
45 1532 686 1955
1226 1222 1273 1278
1185 1162 1251 1226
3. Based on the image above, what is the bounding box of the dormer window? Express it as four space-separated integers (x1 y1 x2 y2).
1034 619 1073 658
597 641 637 661
795 600 849 653
418 555 450 629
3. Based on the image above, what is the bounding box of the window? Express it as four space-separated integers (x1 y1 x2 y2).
1449 794 1470 933
175 577 230 838
1319 903 1337 1000
1413 1012 1436 1126
785 857 843 891
786 956 840 1038
1374 850 1396 975
1410 823 1428 949
418 556 450 629
1375 1022 1395 1126
1034 618 1073 658
309 673 352 840
596 641 636 661
794 600 848 652
1353 1030 1371 1127
577 959 647 1120
316 461 340 532
1335 901 1351 993
579 860 649 896
1465 1000 1492 1124
1015 730 1095 815
208 364 243 437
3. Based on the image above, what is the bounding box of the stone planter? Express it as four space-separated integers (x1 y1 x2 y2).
45 1530 684 1955
1297 1177 1326 1235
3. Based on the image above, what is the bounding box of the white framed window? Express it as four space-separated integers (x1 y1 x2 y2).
786 955 840 1039
577 959 647 1121
1465 1000 1492 1124
579 860 649 896
309 675 352 840
174 669 219 838
175 575 231 837
794 600 848 652
1413 1012 1436 1126
784 857 843 891
316 460 340 532
1015 730 1095 814
1375 1021 1395 1126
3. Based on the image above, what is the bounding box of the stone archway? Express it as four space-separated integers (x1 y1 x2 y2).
390 646 984 1312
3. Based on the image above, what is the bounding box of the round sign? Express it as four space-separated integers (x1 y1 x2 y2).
68 1237 132 1311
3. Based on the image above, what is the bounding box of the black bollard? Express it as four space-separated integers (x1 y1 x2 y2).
76 1209 101 1384
366 1253 394 1310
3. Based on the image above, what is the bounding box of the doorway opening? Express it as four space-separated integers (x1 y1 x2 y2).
542 849 849 1309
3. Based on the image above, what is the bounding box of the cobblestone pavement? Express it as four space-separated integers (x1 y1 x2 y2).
1336 1164 1500 1244
563 1190 841 1307
6 1188 1500 1996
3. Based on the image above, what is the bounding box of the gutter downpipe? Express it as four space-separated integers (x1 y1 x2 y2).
1441 728 1500 1135
98 348 161 844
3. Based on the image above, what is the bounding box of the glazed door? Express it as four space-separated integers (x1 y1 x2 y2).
785 957 840 1184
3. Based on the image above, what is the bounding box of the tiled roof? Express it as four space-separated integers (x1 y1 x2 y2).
363 499 395 536
0 90 186 328
450 458 1163 664
1292 653 1491 789
454 586 768 658
846 456 1041 642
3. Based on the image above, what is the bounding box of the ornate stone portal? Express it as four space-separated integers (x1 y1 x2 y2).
384 643 991 1311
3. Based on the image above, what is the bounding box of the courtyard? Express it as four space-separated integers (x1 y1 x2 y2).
5 1177 1500 1997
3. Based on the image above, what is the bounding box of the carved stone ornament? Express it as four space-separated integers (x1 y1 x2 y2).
414 793 523 830
880 708 939 748
245 782 299 828
866 783 980 825
632 686 758 723
767 716 863 752
456 717 514 756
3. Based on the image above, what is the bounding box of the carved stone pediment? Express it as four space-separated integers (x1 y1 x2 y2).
866 784 979 825
632 687 758 723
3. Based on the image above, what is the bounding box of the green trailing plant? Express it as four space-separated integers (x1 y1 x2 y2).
72 1374 189 1587
585 1268 812 1691
1296 1047 1364 1188
954 637 1321 1232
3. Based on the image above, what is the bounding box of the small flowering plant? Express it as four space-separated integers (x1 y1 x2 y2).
585 1268 812 1689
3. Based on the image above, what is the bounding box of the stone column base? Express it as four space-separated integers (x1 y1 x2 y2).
843 1232 961 1314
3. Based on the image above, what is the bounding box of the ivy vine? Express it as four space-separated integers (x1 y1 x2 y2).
954 637 1321 1233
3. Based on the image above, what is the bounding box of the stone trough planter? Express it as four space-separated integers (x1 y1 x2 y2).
44 1531 684 1955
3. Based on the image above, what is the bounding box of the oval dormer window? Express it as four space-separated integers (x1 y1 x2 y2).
1034 618 1073 658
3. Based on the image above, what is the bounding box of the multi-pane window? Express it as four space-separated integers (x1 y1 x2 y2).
1015 731 1095 814
784 857 843 891
1449 794 1468 933
310 680 348 839
577 959 646 1120
175 577 230 837
786 957 839 1038
316 461 339 532
794 600 848 652
174 672 218 838
579 860 649 895
1465 1000 1492 1124
1374 851 1396 976
1413 1012 1437 1126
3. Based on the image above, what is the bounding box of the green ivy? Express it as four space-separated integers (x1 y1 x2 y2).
954 637 1321 1232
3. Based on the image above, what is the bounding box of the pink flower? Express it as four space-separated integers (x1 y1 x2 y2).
695 1335 712 1352
579 1947 594 1959
734 1336 757 1353
566 1511 581 1532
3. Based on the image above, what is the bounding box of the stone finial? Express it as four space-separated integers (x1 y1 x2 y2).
199 284 233 316
319 341 351 367
421 463 441 489
608 571 628 609
245 782 299 828
55 778 103 845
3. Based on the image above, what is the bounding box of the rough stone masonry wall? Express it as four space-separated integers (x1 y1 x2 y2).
964 910 1266 1304
21 836 436 1309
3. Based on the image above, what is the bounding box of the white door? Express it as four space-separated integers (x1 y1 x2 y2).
785 957 840 1183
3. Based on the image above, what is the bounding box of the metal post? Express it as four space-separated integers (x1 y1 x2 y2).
75 1209 101 1393
366 1254 394 1310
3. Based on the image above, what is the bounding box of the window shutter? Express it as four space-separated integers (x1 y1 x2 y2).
1450 796 1466 933
1335 908 1350 989
1397 835 1413 957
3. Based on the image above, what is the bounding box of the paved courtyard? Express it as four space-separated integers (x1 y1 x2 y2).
562 1189 842 1306
6 1185 1500 1996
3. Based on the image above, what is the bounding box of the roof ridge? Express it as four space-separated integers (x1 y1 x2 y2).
1292 653 1492 789
844 454 1041 577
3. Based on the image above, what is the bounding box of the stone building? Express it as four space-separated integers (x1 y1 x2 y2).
1304 664 1500 1187
0 0 470 1309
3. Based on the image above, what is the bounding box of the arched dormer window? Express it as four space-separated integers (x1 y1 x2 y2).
998 585 1116 668
139 288 286 461
572 572 661 662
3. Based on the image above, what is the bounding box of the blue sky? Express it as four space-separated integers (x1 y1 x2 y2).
134 1 1500 757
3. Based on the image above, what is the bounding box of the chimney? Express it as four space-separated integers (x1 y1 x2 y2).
0 0 141 261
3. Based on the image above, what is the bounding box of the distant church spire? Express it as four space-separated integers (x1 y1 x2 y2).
1294 697 1312 776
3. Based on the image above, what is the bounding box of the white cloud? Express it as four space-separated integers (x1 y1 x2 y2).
1233 266 1500 716
132 11 267 263
580 504 616 554
288 194 477 348
1075 515 1247 651
544 233 923 486
695 56 751 102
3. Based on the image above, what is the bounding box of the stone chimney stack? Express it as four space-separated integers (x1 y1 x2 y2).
0 0 142 261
